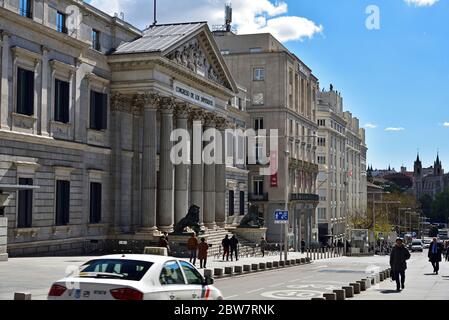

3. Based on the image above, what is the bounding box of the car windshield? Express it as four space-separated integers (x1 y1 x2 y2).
79 259 153 281
412 241 422 245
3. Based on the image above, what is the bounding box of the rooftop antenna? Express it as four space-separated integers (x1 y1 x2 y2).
225 3 232 32
152 0 157 26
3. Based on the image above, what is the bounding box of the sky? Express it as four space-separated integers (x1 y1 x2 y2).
86 0 449 171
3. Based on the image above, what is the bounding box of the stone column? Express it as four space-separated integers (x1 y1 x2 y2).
131 102 143 230
203 114 216 229
190 110 204 224
157 98 175 232
0 31 10 130
141 93 159 232
40 46 49 136
174 104 191 225
215 118 227 227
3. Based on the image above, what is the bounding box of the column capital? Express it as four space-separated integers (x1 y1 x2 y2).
175 103 192 120
159 96 176 114
215 117 229 131
190 108 206 123
137 92 162 109
111 92 132 113
203 113 217 127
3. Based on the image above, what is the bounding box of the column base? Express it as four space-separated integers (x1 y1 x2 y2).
136 227 159 237
158 225 174 233
216 222 226 228
0 253 8 262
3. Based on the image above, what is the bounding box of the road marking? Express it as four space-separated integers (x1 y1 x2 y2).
225 295 239 299
246 288 265 294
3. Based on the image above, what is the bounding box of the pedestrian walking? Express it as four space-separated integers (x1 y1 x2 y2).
445 241 449 262
260 237 268 257
300 238 306 254
198 238 209 269
222 235 231 261
428 238 443 274
158 235 170 255
230 235 239 261
187 233 199 266
390 238 411 292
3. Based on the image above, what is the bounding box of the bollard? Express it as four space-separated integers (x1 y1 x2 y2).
357 280 367 291
225 267 233 275
259 262 266 270
273 261 279 268
279 260 285 267
342 286 354 298
333 289 346 300
234 266 243 274
266 262 273 269
14 293 31 301
305 257 311 263
243 265 251 272
204 269 213 277
296 259 301 264
362 278 371 289
350 283 361 294
385 269 390 278
323 293 337 300
291 259 296 265
214 268 224 277
313 249 316 260
379 272 385 282
251 264 259 271
285 260 291 266
301 258 306 264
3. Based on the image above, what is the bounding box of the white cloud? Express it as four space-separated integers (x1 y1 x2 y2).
443 122 449 127
364 123 378 129
88 0 323 42
385 127 405 132
404 0 439 7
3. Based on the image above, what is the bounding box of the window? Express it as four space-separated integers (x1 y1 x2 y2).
90 91 108 130
92 29 101 51
160 261 185 285
17 68 34 116
253 179 264 195
54 79 70 123
229 190 235 216
237 97 242 110
249 47 262 53
253 68 265 81
80 259 153 281
318 208 326 220
252 93 264 106
20 0 32 18
56 11 67 34
254 118 264 131
55 180 70 226
318 119 326 127
318 156 326 165
90 182 102 224
179 261 203 285
318 138 326 147
239 191 245 216
17 178 33 228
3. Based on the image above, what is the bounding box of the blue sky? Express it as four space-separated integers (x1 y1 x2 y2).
87 0 449 171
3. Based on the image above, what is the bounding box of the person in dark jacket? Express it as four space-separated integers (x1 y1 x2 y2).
300 239 306 254
222 235 231 261
229 235 239 261
390 238 411 291
158 235 170 255
428 238 443 274
260 237 268 257
198 238 209 269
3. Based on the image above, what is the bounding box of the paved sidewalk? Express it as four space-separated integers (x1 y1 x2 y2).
353 251 449 300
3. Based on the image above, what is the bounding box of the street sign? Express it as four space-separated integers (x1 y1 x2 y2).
274 210 289 224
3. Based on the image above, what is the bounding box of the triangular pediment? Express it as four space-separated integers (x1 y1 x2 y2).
163 28 236 92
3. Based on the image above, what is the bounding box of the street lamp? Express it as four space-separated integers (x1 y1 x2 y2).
283 137 290 262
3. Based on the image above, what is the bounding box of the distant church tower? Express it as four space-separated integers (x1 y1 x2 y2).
434 153 443 176
413 153 423 199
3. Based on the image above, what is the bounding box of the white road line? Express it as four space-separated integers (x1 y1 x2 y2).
225 295 239 299
246 288 265 294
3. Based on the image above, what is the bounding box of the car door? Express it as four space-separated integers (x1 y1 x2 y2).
179 261 209 300
158 260 191 300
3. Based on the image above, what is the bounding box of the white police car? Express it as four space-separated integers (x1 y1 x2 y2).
48 254 222 300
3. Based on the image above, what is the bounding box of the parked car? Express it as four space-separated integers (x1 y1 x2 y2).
48 254 222 300
410 239 424 252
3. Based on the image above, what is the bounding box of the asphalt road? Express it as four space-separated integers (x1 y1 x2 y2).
215 255 390 300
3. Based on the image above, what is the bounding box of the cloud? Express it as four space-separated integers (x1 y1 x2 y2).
88 0 323 42
385 127 405 132
364 123 378 129
443 122 449 127
404 0 439 7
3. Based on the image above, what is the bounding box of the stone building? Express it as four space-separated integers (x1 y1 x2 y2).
413 154 448 200
316 87 368 245
0 0 249 257
213 32 319 248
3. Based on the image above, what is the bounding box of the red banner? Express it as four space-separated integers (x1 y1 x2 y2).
271 172 278 188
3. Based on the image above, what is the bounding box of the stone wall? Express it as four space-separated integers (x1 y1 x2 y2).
0 217 7 261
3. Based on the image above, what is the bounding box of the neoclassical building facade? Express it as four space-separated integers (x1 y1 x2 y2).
0 1 249 257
